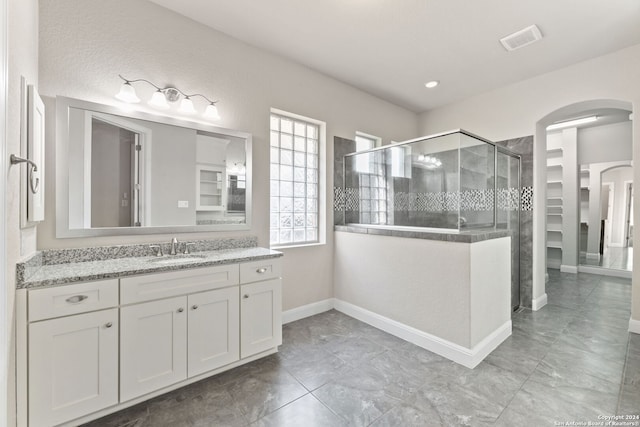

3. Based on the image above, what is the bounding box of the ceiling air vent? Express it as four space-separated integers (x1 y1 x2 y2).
500 25 543 52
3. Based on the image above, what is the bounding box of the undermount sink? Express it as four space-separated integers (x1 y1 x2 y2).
149 254 207 264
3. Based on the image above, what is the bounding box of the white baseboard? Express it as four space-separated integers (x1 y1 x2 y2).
577 265 632 279
282 298 334 324
333 299 511 369
560 265 578 274
629 318 640 335
586 252 601 260
532 293 548 311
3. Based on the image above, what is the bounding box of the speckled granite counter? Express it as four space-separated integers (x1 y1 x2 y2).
17 237 282 289
335 225 510 243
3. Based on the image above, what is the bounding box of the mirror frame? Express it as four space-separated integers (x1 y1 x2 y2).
55 96 252 238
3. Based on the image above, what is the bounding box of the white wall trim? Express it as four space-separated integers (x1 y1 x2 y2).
629 318 640 335
578 265 632 279
608 243 624 248
532 293 548 311
0 0 7 423
333 299 511 369
585 252 601 260
560 265 578 274
282 299 334 324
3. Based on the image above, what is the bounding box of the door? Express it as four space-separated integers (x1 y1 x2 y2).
188 287 240 377
120 296 187 401
28 309 118 427
496 150 521 311
240 279 282 358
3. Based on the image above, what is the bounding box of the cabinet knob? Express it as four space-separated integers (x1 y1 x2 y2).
105 322 113 328
243 294 249 299
256 267 268 274
177 308 184 313
66 295 88 304
192 305 198 310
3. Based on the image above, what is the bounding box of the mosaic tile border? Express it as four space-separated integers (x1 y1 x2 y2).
334 186 534 212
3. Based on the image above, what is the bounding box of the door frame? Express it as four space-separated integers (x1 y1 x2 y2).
0 0 8 422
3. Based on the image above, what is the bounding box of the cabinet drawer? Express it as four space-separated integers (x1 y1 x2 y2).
29 279 119 322
120 264 239 304
240 258 282 284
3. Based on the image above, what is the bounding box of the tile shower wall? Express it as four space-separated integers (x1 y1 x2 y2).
496 136 534 308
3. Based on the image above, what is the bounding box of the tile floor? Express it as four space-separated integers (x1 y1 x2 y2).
580 246 633 271
85 271 640 426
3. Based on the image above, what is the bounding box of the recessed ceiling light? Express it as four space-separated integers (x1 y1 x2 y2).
425 81 439 89
546 116 599 131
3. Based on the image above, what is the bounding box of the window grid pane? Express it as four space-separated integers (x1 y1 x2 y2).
270 113 319 246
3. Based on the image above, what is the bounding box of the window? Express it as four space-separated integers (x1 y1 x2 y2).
354 132 380 174
270 111 324 247
353 132 387 224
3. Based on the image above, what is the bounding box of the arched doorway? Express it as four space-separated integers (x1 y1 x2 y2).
533 99 634 309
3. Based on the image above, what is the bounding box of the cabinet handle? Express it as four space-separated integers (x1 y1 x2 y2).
243 294 249 299
177 308 184 313
192 305 198 310
105 322 113 328
66 295 88 304
256 267 268 274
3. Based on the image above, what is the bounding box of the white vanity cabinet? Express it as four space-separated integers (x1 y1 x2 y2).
19 256 282 427
120 296 188 402
119 264 241 401
26 280 119 427
187 287 240 377
239 259 282 358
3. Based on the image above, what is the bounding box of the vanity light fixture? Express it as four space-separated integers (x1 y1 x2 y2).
115 75 221 120
546 115 598 131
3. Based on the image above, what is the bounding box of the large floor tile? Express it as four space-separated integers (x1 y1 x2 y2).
226 367 308 422
312 367 402 427
251 394 347 427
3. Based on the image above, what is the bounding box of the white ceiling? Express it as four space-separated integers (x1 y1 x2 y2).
148 0 640 113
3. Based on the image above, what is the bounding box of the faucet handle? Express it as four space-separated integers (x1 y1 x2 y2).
170 237 179 255
149 245 163 257
183 243 196 255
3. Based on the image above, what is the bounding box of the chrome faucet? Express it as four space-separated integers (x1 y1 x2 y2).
170 237 178 255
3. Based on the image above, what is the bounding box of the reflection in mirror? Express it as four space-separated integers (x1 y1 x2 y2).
56 97 252 237
579 162 633 271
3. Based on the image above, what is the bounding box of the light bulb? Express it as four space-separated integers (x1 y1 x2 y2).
148 90 170 109
179 97 197 115
203 103 221 120
115 82 140 103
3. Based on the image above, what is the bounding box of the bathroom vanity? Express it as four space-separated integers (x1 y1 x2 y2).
15 239 282 427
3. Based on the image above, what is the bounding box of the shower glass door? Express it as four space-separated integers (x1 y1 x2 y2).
496 150 521 310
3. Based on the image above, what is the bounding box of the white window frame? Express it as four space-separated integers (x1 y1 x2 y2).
269 108 326 249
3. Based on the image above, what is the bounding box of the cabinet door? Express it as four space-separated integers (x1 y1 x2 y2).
29 309 118 427
188 287 240 377
240 279 282 358
120 296 187 402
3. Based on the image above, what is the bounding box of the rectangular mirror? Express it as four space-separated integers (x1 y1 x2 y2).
56 96 252 237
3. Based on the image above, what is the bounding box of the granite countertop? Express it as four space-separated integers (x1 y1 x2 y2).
334 225 511 243
17 240 282 290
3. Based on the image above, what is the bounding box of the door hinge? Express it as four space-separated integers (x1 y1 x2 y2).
135 145 142 151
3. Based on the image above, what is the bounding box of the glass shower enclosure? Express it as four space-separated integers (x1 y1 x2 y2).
342 129 522 309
